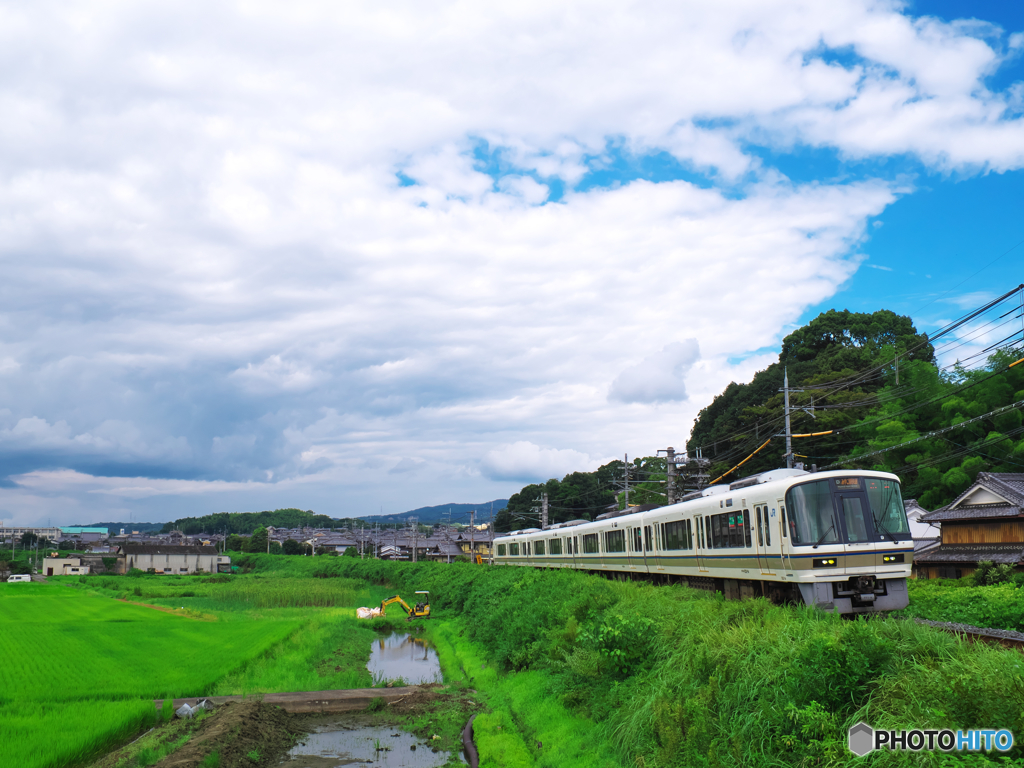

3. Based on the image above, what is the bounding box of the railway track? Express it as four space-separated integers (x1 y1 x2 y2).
915 618 1024 651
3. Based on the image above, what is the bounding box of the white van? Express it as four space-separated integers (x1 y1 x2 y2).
6 574 31 583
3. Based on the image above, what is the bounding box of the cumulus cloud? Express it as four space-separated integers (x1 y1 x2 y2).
0 0 1021 523
481 442 610 482
610 340 701 404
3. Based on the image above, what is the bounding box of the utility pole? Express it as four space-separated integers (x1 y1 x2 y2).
489 502 494 565
665 446 676 505
779 367 812 470
470 511 475 563
624 454 629 507
540 494 548 530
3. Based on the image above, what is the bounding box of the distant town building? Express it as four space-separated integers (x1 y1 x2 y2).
120 544 230 574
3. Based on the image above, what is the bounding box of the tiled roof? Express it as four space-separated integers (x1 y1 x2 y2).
941 472 1024 512
920 504 1023 522
914 544 1024 565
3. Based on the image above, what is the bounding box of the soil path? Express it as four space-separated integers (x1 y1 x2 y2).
155 684 440 715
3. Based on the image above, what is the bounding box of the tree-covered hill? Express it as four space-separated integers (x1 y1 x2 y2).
162 508 353 535
497 305 1024 530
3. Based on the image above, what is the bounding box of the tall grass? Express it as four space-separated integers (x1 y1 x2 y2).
901 578 1024 630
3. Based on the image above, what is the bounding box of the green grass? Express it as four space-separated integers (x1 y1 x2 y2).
0 581 303 768
0 699 158 768
901 577 1024 631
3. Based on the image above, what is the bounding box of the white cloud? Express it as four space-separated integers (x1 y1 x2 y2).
481 442 610 482
0 0 1021 524
609 340 701 404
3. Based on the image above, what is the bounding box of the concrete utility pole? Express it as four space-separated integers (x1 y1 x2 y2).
540 495 548 530
624 454 629 507
489 502 494 565
779 367 812 470
470 511 475 562
412 517 418 563
665 446 676 505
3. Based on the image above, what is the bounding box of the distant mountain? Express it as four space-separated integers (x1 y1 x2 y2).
359 500 507 525
78 521 166 535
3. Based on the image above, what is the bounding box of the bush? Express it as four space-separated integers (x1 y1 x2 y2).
972 560 1015 586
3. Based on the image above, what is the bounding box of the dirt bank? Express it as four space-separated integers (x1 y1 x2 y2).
154 699 302 768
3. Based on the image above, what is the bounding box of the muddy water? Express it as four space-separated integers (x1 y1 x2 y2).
367 633 442 685
277 721 455 767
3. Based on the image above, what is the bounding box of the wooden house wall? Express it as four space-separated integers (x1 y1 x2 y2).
941 521 1024 544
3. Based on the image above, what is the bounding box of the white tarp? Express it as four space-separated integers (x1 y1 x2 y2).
356 606 382 619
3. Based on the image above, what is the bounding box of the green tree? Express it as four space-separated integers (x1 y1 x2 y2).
225 534 245 552
343 546 358 557
282 539 303 555
245 527 269 553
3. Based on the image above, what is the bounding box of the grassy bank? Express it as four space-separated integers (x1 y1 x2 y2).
230 554 1024 767
902 578 1024 631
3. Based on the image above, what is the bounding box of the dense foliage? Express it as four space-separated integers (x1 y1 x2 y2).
161 507 355 534
903 576 1024 631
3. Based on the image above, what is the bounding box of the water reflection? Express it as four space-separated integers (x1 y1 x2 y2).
278 722 453 767
367 632 442 685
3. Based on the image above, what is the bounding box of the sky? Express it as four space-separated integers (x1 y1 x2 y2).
2 0 1024 527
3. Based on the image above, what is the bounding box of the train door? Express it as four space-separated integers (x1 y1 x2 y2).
835 485 875 575
627 525 641 571
643 524 653 573
755 505 774 575
695 515 709 572
777 499 793 571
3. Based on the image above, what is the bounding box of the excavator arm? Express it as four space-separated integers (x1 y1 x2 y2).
379 595 414 617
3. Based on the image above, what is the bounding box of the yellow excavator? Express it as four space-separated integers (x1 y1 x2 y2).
379 591 431 621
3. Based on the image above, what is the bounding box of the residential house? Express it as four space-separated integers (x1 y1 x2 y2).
915 472 1024 580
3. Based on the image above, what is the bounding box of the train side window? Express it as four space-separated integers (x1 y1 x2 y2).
780 505 787 537
655 523 662 550
509 543 519 556
756 508 764 546
764 508 771 546
497 544 506 557
549 538 562 555
663 520 684 549
644 525 653 552
605 529 626 553
535 540 545 556
634 527 642 552
582 533 599 554
685 519 692 549
743 509 752 547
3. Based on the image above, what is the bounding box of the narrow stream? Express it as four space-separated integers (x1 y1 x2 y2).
278 721 454 767
366 633 442 686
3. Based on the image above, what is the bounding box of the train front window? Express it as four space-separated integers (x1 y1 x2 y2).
840 496 870 542
786 480 838 546
865 478 911 537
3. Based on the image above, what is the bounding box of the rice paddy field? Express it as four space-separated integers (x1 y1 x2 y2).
0 575 366 768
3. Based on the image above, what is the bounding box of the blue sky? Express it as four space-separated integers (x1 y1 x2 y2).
0 0 1022 526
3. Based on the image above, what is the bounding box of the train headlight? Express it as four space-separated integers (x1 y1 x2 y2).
882 554 905 563
813 558 838 568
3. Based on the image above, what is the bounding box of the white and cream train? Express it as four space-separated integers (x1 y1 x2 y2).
493 468 914 614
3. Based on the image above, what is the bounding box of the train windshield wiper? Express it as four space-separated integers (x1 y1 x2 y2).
813 519 835 549
875 519 898 544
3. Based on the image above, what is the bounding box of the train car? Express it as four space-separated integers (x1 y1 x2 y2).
493 468 913 614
